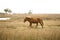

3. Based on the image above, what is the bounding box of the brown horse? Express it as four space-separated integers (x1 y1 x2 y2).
24 16 44 28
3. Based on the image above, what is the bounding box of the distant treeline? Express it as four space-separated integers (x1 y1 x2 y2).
0 13 12 18
0 13 60 20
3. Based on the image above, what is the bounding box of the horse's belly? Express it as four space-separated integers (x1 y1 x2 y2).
30 19 38 23
32 21 38 23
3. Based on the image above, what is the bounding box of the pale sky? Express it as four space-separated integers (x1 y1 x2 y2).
0 0 60 14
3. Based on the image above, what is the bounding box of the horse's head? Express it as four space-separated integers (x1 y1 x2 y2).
24 16 31 23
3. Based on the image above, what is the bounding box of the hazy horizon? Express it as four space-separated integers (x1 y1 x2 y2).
0 0 60 14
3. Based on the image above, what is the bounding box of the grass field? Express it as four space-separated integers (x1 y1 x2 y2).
0 14 60 40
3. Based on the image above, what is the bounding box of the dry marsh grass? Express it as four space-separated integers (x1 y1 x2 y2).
0 14 60 40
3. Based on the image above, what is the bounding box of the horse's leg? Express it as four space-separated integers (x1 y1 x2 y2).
35 23 38 28
29 23 32 28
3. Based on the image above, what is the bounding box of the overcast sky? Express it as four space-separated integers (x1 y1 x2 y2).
0 0 60 14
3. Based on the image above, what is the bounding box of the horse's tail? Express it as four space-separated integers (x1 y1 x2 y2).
37 18 44 28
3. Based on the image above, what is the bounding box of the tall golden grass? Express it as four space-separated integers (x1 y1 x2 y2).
0 14 60 40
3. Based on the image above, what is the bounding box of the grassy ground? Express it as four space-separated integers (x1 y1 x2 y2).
0 14 60 40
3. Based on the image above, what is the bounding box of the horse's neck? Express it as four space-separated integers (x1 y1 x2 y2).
27 18 32 22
